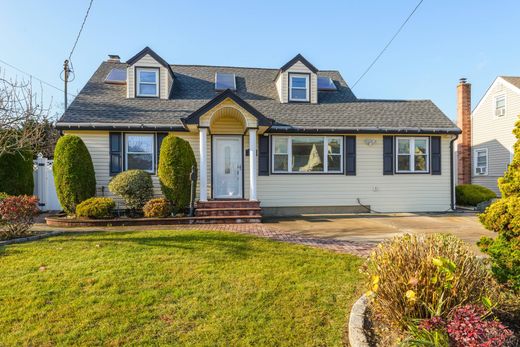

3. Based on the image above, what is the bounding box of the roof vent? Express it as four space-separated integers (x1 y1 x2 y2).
318 76 337 91
215 72 236 91
108 54 121 63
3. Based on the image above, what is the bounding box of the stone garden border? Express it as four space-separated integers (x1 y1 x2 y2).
349 294 370 347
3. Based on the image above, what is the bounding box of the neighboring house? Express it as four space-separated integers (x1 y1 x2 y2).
56 47 460 216
457 76 520 195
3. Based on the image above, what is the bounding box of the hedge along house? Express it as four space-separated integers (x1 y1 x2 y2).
56 47 461 217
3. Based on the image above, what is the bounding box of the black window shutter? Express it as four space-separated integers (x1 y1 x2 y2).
431 136 441 175
383 136 394 175
109 132 123 176
258 135 269 176
156 133 168 170
345 136 356 175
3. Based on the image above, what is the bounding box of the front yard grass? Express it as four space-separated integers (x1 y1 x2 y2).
0 229 363 346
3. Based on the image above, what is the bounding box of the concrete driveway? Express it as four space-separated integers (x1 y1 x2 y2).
264 212 494 250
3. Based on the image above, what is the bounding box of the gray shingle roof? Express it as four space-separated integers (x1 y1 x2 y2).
58 61 459 133
501 76 520 89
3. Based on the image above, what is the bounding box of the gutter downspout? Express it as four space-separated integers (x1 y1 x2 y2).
450 134 460 211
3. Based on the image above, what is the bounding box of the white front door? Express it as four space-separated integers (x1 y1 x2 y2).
213 136 243 199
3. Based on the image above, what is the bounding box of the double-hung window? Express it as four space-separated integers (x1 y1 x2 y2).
474 148 488 175
396 137 429 173
495 95 506 117
272 136 343 173
125 134 154 173
136 68 159 97
289 74 309 102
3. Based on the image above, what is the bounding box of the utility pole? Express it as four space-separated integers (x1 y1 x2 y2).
63 60 71 111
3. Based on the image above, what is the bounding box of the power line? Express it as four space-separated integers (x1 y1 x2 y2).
0 57 76 97
68 0 94 62
351 0 425 89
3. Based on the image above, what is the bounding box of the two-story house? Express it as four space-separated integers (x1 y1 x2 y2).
56 47 460 217
457 76 520 195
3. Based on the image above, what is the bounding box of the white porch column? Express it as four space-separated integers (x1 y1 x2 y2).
248 128 258 201
199 128 208 201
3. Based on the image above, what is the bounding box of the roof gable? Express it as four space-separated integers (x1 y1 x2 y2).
279 54 318 73
472 76 520 114
126 46 174 77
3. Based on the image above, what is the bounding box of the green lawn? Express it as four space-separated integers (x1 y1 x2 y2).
0 230 363 346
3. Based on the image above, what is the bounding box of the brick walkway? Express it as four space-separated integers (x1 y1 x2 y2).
160 223 377 257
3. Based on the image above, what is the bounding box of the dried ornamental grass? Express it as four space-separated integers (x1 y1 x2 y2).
363 233 498 329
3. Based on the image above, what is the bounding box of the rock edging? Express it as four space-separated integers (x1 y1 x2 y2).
349 294 370 347
0 231 64 246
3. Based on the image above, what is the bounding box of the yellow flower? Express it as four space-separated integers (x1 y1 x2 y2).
432 258 443 267
372 275 380 285
405 290 417 303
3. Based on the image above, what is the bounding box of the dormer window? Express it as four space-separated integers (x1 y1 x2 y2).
289 74 309 102
136 68 159 97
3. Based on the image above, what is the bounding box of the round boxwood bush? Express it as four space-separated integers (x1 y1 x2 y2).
76 197 115 219
53 135 96 214
456 184 496 206
158 135 197 210
0 151 34 196
108 170 153 211
143 198 173 218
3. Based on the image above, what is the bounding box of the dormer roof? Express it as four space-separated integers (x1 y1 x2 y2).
279 54 318 74
126 46 175 78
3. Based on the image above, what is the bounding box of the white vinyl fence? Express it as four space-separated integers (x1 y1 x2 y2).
33 154 62 212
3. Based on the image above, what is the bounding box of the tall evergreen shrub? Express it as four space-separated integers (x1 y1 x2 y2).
158 135 197 210
0 151 34 195
53 135 96 214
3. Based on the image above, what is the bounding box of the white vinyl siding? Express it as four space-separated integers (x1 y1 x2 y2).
258 134 453 212
472 78 520 194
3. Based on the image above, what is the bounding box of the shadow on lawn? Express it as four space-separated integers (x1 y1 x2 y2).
49 231 258 259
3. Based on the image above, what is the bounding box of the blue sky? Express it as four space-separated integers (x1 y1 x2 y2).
1 1 519 119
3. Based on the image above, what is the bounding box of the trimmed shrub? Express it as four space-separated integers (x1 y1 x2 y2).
53 135 96 214
143 198 173 218
158 135 197 210
456 184 496 206
363 233 497 330
108 170 153 211
0 195 39 239
76 197 115 219
0 151 34 196
479 118 520 291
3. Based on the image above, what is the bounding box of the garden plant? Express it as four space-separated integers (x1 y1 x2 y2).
0 195 39 239
0 150 34 196
108 170 153 213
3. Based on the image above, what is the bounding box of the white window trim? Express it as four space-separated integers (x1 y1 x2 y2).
136 68 159 97
474 148 488 176
271 136 343 174
289 74 310 102
125 133 155 173
494 94 506 118
395 137 430 173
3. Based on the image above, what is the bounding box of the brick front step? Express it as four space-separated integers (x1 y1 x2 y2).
195 207 262 217
196 200 261 209
193 215 262 224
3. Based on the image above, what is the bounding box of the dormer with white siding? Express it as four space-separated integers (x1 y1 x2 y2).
274 54 318 104
126 47 174 100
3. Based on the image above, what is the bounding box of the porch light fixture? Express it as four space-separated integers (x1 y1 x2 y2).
364 139 376 146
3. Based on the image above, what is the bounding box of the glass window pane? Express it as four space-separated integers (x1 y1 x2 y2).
398 155 410 171
398 140 410 154
292 137 324 172
127 154 153 171
328 154 341 171
327 138 341 154
274 137 288 154
496 96 505 108
139 83 157 95
291 77 307 88
291 88 307 100
274 154 288 171
415 139 427 155
414 155 427 171
127 135 153 153
139 71 157 83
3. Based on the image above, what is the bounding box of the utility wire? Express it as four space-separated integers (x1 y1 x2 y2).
0 57 76 97
68 0 94 62
351 0 425 89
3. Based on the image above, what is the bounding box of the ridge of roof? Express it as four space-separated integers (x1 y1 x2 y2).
126 46 175 78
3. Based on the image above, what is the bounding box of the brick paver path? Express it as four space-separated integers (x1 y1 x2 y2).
163 223 377 257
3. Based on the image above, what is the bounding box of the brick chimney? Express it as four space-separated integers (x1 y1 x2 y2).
457 78 471 185
107 54 121 63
